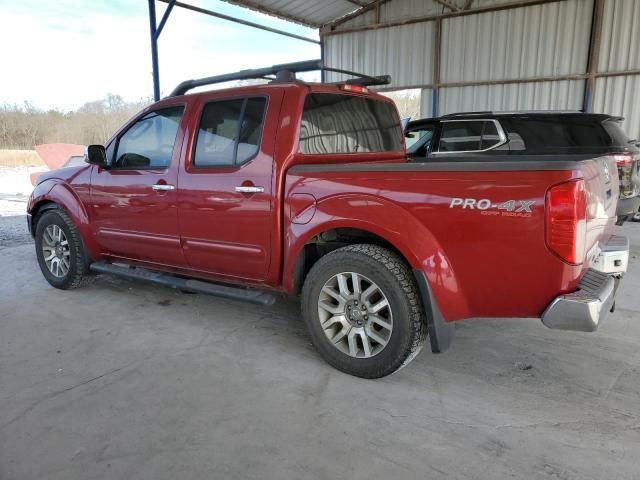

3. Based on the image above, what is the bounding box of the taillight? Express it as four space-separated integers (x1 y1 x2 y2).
340 84 369 94
610 153 638 198
612 154 632 168
545 179 587 264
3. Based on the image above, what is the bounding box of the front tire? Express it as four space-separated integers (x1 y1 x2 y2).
35 208 93 289
301 244 427 379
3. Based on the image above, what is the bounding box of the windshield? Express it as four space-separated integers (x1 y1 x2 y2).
299 93 403 154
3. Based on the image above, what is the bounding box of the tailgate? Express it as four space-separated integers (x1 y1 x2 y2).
579 156 619 264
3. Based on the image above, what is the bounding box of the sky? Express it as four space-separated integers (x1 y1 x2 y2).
0 0 320 111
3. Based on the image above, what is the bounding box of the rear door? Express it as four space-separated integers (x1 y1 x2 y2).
90 105 186 266
177 91 283 282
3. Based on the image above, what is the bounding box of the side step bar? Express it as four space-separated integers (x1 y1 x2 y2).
89 262 277 306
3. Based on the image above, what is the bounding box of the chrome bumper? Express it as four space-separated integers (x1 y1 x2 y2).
542 235 628 332
591 235 629 276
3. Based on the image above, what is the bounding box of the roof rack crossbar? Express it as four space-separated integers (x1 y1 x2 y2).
168 59 392 97
322 66 391 87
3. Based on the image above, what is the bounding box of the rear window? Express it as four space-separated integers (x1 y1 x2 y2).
439 120 503 152
299 93 402 154
506 116 630 153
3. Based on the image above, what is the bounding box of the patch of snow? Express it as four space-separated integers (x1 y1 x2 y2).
0 167 43 216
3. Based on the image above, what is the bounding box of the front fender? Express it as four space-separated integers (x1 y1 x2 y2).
283 193 470 321
28 181 102 261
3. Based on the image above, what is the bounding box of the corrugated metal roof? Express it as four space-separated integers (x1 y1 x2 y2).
336 0 518 29
222 0 377 27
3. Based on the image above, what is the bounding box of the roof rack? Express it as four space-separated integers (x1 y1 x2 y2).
439 110 590 118
439 111 494 118
168 59 391 97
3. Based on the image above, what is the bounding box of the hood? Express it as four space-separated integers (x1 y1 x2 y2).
35 164 89 186
34 144 85 170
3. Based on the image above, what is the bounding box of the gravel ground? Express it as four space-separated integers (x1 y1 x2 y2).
1 220 639 480
0 214 31 249
0 166 37 247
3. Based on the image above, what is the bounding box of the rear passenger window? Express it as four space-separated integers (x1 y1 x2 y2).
194 97 266 167
438 121 503 152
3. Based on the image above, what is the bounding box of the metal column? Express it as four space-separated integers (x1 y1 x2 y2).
583 0 604 112
148 0 176 101
431 17 441 117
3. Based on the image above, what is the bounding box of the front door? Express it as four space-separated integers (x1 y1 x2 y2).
90 105 187 267
177 92 281 282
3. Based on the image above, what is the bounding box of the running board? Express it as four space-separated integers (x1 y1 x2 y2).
89 262 277 306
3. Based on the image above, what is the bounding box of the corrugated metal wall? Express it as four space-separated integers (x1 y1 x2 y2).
433 80 586 114
324 0 640 139
440 1 592 82
593 0 640 139
325 23 434 88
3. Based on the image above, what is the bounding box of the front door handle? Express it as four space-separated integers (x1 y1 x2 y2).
152 184 176 191
235 186 264 194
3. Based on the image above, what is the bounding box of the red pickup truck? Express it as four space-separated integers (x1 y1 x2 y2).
27 61 629 378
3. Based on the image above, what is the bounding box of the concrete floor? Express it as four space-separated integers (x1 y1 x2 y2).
1 219 640 480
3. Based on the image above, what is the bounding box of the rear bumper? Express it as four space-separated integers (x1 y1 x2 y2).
541 235 628 332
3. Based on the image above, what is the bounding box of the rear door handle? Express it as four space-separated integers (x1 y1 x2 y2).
152 184 175 191
235 186 264 193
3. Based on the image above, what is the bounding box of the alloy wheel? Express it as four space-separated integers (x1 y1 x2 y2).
317 272 393 358
41 224 71 278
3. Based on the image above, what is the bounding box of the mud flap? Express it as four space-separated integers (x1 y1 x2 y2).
413 270 454 353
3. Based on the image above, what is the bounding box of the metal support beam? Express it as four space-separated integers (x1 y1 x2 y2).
148 0 161 101
583 0 604 112
324 0 567 36
157 0 320 45
148 0 320 101
373 69 640 93
431 17 441 117
329 0 391 28
320 38 326 82
148 0 176 102
155 0 176 38
434 0 463 12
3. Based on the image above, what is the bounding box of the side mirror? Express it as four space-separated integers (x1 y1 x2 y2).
86 145 108 167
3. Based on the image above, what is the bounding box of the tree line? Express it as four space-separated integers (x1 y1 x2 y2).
0 88 423 151
0 94 150 150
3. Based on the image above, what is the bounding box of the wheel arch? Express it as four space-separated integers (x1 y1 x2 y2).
29 181 102 260
287 225 412 296
283 192 470 324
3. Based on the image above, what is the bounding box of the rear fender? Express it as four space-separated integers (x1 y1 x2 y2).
283 193 469 321
29 181 102 260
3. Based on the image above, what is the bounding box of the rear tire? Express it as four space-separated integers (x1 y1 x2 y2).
35 208 93 289
301 244 427 379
